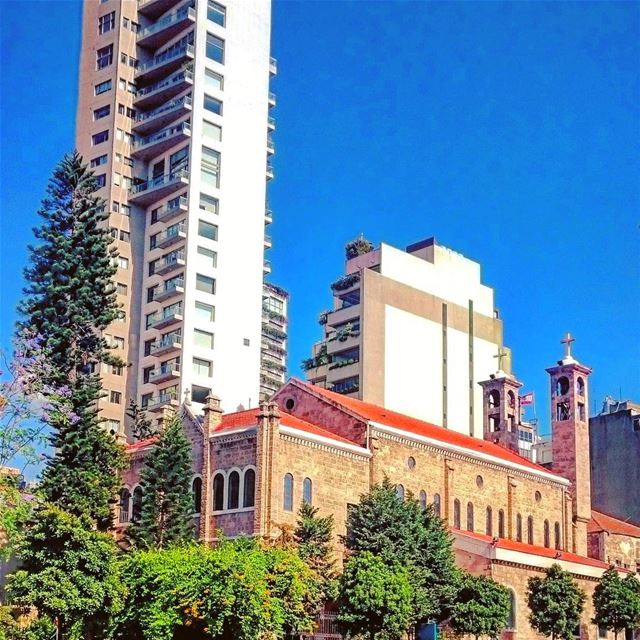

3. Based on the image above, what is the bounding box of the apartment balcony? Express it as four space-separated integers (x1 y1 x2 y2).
132 95 192 135
147 309 183 330
135 44 195 84
267 116 275 131
267 137 275 155
326 305 361 328
132 121 191 161
266 164 274 181
153 277 184 302
264 208 273 225
134 67 193 110
129 170 189 206
304 362 329 382
137 0 181 19
146 393 179 413
268 91 276 108
150 332 182 357
328 360 360 381
156 195 188 224
264 234 272 249
262 309 286 327
156 251 186 275
137 6 195 50
155 223 186 249
148 362 181 384
263 260 272 274
269 56 277 76
326 331 361 355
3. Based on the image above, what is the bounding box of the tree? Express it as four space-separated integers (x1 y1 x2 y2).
345 235 374 260
527 564 586 640
450 572 511 640
17 152 125 530
593 568 640 640
294 501 337 600
7 504 123 640
126 399 156 441
128 411 195 549
344 478 459 623
337 551 413 640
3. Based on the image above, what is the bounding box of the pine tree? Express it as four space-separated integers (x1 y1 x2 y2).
17 152 125 530
344 478 459 624
593 567 640 640
126 399 156 441
527 564 586 640
294 501 337 600
129 411 195 549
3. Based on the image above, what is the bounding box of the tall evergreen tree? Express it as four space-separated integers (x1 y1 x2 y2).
129 412 195 549
593 567 640 640
126 399 156 441
17 152 125 530
344 478 459 624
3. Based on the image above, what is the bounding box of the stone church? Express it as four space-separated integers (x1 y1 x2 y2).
119 346 640 640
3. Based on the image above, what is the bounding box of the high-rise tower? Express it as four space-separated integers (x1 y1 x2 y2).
75 0 278 435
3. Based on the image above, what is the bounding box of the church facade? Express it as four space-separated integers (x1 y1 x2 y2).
119 348 640 640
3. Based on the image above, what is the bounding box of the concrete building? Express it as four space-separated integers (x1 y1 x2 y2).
75 0 279 435
304 237 511 439
260 282 288 401
590 399 640 526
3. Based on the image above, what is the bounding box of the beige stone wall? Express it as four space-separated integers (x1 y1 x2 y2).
599 532 640 571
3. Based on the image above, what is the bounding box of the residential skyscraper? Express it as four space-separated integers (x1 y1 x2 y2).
75 0 278 436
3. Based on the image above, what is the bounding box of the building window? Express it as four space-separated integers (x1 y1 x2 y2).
197 246 217 268
111 364 123 376
110 390 122 404
118 488 130 523
95 174 106 187
195 301 215 323
192 385 211 404
204 94 222 115
556 376 570 396
112 336 125 349
453 499 461 529
507 590 516 630
98 11 115 34
213 473 224 511
203 120 222 141
243 468 255 508
93 105 110 120
283 473 293 512
116 282 128 296
419 490 427 509
544 520 550 548
486 507 493 536
227 471 240 509
198 219 218 241
498 509 505 538
200 193 219 214
95 79 112 95
204 68 224 92
303 477 312 505
466 502 474 532
192 477 202 514
132 487 143 521
193 357 212 378
206 33 224 63
105 418 120 434
516 513 523 542
476 475 484 488
194 329 214 349
92 130 109 145
196 274 216 295
121 204 131 216
207 1 226 26
433 493 441 517
91 154 108 167
554 522 561 550
201 147 221 188
527 516 534 544
118 256 129 270
96 44 113 70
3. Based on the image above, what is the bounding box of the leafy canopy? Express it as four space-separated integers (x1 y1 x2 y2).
593 567 640 639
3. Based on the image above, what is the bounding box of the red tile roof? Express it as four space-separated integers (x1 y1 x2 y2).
454 528 616 570
213 407 358 446
588 510 640 538
126 436 158 451
294 379 564 479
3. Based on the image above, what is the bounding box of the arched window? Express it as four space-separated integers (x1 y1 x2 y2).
243 468 256 508
419 490 427 509
486 506 493 536
467 502 474 532
556 376 570 396
213 473 224 511
433 493 441 517
576 377 585 396
396 484 405 501
498 509 505 538
507 589 517 630
192 477 202 514
516 514 523 542
554 522 561 550
508 390 516 408
283 473 294 512
303 477 313 505
543 520 550 548
228 471 240 510
489 390 501 409
119 488 131 523
453 499 461 529
132 486 143 522
527 516 534 544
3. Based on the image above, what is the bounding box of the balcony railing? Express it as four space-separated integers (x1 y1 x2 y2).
146 393 179 412
155 223 186 249
268 91 276 107
267 116 275 130
134 95 192 133
148 362 181 384
137 5 195 47
153 277 185 302
136 44 195 81
134 67 193 108
129 169 189 205
263 259 272 273
266 164 274 180
265 208 273 224
156 250 185 275
132 121 191 159
156 195 188 223
150 332 182 356
269 56 277 75
147 308 183 330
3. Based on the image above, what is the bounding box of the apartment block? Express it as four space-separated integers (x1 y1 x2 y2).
260 282 288 401
304 237 510 439
75 0 280 435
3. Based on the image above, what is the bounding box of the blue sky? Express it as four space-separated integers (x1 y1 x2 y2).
1 0 638 436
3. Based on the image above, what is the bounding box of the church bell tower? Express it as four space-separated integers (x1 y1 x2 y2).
547 333 592 556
